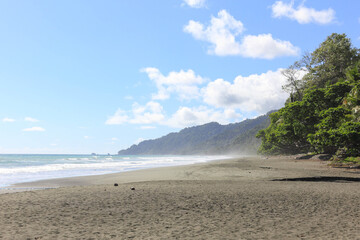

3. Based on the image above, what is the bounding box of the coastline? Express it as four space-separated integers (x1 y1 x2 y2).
0 157 235 193
0 154 231 191
4 154 356 191
1 156 359 239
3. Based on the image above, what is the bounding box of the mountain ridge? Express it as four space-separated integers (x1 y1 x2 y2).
118 111 273 155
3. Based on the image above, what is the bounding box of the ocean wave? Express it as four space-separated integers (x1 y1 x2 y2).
0 155 233 187
0 161 136 174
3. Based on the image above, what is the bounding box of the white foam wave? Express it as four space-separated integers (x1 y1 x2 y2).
0 155 234 187
0 161 139 174
0 157 212 175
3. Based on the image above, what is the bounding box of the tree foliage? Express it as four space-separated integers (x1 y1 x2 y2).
307 33 360 88
257 33 360 158
281 33 359 103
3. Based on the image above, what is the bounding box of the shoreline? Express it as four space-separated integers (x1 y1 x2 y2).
1 154 355 193
0 154 233 193
1 155 359 239
0 157 234 193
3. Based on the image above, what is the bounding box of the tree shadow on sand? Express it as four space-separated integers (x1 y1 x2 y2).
273 176 360 183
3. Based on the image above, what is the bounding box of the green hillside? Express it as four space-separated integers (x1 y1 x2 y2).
118 111 272 155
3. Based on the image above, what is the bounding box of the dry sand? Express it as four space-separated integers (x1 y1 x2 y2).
0 156 360 239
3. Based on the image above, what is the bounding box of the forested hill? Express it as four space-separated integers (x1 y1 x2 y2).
118 111 272 155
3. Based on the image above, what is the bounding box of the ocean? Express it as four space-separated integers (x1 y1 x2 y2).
0 154 230 187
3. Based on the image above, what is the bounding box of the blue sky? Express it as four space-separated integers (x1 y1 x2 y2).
0 0 359 154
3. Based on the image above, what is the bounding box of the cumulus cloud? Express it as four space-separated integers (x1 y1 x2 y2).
23 127 45 132
271 1 335 24
107 65 311 128
202 69 304 113
106 101 165 125
25 117 39 122
183 0 206 8
184 9 299 59
106 102 243 129
105 109 129 125
2 118 15 122
142 68 206 100
140 126 156 129
240 34 299 59
165 106 242 128
184 10 244 56
130 101 165 124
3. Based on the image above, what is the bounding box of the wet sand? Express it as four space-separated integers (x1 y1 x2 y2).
0 156 359 239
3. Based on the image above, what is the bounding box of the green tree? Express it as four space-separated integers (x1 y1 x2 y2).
308 107 351 154
335 122 360 156
307 33 359 88
258 34 360 158
257 101 316 155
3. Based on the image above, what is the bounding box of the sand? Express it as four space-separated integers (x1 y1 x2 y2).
0 156 359 239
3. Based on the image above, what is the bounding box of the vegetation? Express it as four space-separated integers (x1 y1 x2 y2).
257 33 360 160
118 111 272 155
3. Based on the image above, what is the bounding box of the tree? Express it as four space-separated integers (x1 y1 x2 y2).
307 107 351 154
282 52 311 102
307 33 359 88
294 51 312 71
257 101 316 155
258 73 358 156
281 65 306 102
258 34 360 158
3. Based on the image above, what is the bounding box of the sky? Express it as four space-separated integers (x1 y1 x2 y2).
0 0 359 154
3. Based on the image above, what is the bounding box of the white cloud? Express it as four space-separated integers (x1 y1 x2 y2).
23 127 45 132
84 136 90 139
224 109 243 120
240 34 299 59
202 69 299 113
106 101 165 125
184 10 244 56
142 68 206 100
2 118 15 122
184 10 299 59
135 138 145 144
107 65 311 128
140 126 156 129
183 0 206 8
106 101 243 129
271 1 335 24
165 106 241 128
111 137 118 141
130 101 165 124
105 109 129 125
25 117 39 122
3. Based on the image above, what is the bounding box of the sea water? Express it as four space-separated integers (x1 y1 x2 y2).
0 154 230 187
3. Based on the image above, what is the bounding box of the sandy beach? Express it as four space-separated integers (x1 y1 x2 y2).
1 156 360 239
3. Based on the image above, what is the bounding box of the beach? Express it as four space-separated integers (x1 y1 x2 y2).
1 156 360 239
